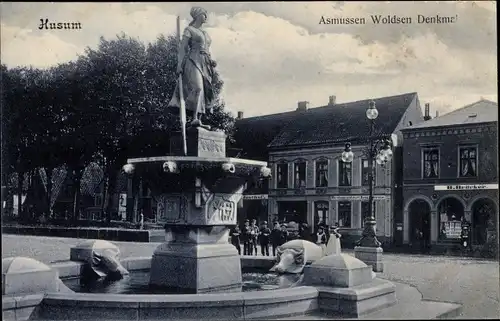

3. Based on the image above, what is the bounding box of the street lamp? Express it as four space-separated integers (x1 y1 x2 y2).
341 100 393 247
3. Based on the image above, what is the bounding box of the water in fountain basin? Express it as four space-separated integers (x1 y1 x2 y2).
62 269 302 294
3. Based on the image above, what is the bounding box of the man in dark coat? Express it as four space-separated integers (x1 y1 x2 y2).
250 219 259 255
230 225 242 255
242 219 253 255
259 221 271 256
280 223 289 245
270 221 282 256
298 223 311 241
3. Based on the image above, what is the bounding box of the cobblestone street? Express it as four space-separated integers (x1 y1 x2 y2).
2 235 499 319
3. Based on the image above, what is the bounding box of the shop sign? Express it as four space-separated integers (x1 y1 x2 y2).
243 194 268 200
434 184 498 191
330 195 390 201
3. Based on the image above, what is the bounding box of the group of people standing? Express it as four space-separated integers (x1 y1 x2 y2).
229 219 289 256
297 222 341 250
229 219 341 256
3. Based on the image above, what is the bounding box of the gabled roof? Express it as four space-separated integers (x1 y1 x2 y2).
233 110 298 160
405 99 498 130
268 92 417 149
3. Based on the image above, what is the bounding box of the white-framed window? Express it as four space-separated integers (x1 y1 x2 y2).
338 160 352 186
422 148 439 178
458 146 478 177
315 159 329 187
293 161 307 188
276 162 288 188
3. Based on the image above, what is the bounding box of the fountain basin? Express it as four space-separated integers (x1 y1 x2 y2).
3 256 462 321
38 257 318 320
39 285 319 320
62 269 302 294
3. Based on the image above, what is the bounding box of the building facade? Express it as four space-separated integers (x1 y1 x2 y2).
235 92 425 246
399 100 498 253
267 144 395 245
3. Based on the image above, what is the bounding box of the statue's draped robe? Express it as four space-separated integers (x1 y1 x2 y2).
169 26 215 114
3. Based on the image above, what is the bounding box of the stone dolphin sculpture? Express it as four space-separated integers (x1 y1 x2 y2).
270 239 324 274
92 248 129 280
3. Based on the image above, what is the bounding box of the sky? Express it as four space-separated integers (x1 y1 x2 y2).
1 1 497 118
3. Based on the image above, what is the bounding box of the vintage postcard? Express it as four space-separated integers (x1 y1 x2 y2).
1 1 498 320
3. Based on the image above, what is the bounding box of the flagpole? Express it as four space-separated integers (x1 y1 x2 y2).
177 15 188 156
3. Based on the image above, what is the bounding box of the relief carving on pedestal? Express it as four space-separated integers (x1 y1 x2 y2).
156 195 181 223
200 138 224 154
201 182 243 225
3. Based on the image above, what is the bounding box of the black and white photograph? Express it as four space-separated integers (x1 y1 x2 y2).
1 1 498 320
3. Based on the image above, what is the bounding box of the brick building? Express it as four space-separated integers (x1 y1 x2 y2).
235 92 425 246
399 99 498 253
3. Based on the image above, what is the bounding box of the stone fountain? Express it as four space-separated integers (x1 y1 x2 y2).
124 126 270 293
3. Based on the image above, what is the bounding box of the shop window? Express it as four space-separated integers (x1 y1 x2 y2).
338 201 352 228
438 198 464 241
314 201 329 230
361 201 375 227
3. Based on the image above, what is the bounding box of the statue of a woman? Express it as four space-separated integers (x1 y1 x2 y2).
168 6 217 129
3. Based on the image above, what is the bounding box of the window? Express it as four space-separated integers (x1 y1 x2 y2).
338 160 352 186
459 146 477 177
314 201 329 230
277 163 288 188
438 198 464 241
361 160 376 186
361 201 375 227
315 160 328 187
422 148 439 178
338 201 351 227
294 162 306 188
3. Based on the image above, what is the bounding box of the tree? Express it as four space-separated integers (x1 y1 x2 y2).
1 65 48 222
81 34 150 222
2 29 236 226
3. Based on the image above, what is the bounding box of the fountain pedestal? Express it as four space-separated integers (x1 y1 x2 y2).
125 128 269 293
150 226 242 293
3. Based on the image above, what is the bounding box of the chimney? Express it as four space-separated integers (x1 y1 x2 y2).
424 103 431 121
328 95 336 106
237 111 244 119
435 110 439 118
297 101 309 111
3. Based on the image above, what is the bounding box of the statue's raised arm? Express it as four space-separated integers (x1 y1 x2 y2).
168 6 217 130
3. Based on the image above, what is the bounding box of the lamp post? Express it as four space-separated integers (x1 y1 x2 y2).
341 100 393 248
